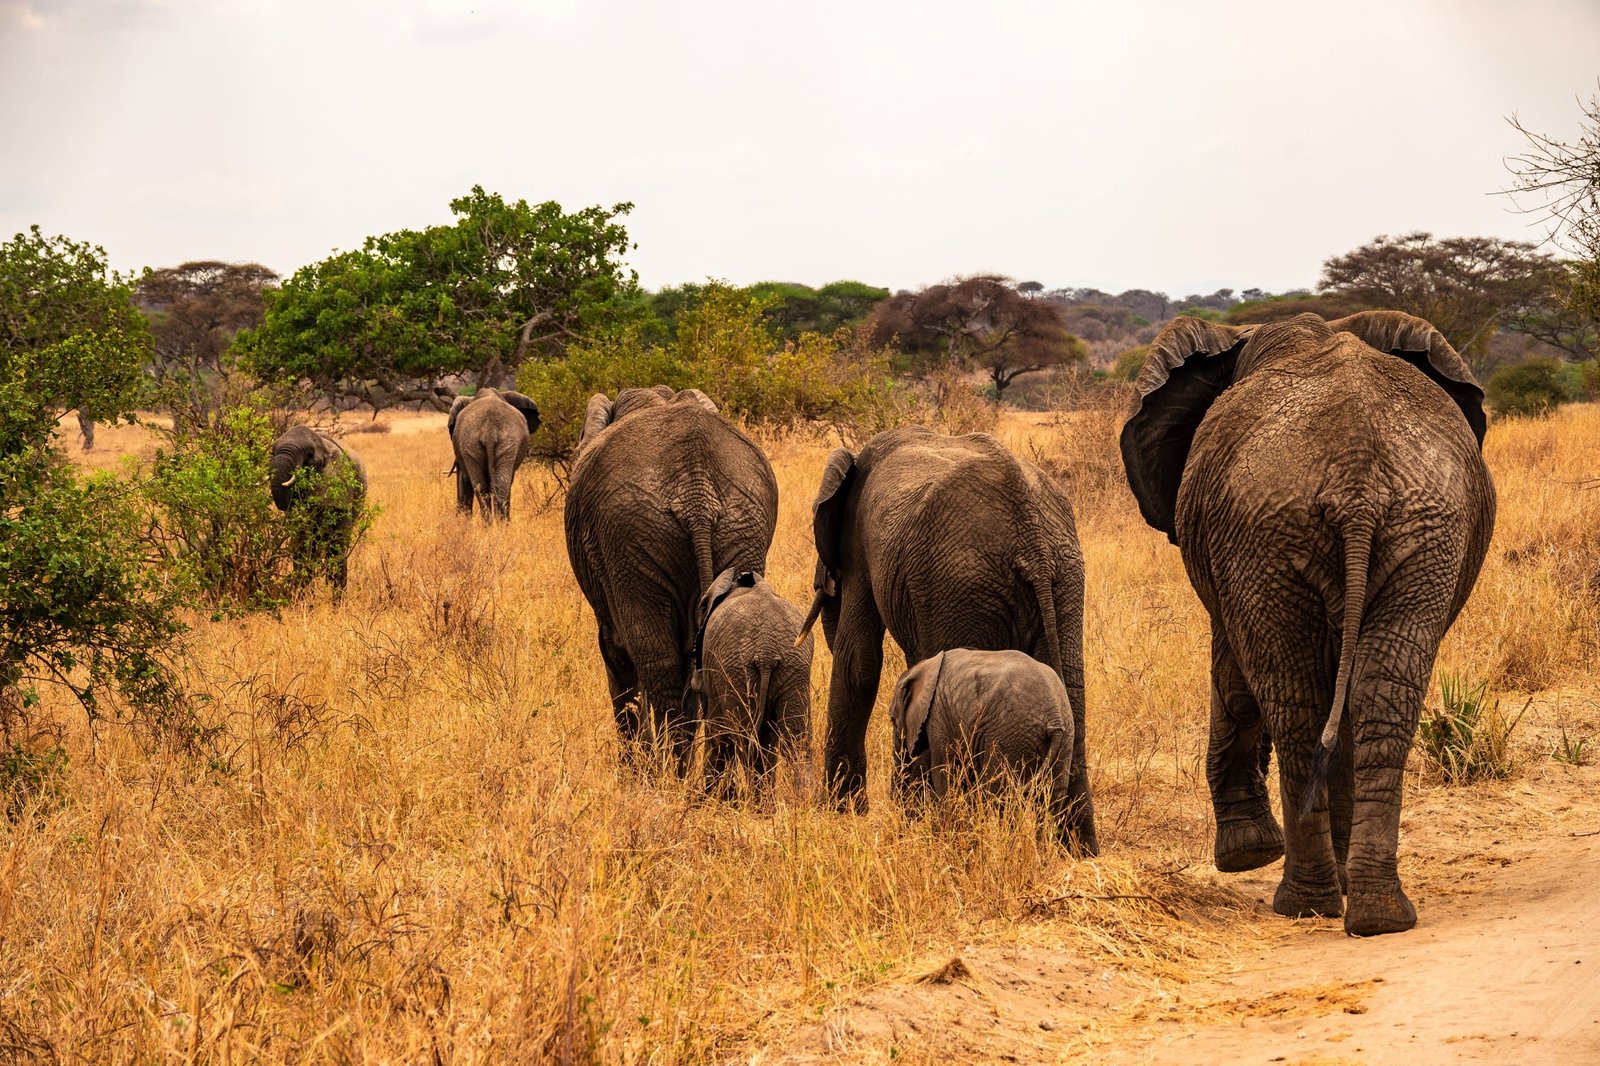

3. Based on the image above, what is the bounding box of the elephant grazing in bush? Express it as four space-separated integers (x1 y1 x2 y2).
888 649 1075 837
1119 310 1495 936
447 388 541 520
693 568 814 798
268 426 368 591
799 425 1097 855
565 386 779 770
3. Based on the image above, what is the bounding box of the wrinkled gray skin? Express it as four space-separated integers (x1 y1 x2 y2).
565 386 779 771
268 426 368 591
447 388 541 520
1119 310 1495 937
889 649 1075 837
804 426 1097 855
694 568 814 798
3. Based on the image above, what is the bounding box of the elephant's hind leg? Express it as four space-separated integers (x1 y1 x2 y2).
822 588 885 812
1208 625 1284 872
599 626 644 763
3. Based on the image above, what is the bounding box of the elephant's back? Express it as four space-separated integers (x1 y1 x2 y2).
704 588 810 665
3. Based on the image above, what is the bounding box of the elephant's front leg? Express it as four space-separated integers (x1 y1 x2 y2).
1207 626 1284 872
822 590 884 812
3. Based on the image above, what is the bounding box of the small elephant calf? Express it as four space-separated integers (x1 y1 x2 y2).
888 649 1076 838
693 569 814 798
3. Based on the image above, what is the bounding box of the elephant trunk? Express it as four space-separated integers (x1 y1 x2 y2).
268 450 300 512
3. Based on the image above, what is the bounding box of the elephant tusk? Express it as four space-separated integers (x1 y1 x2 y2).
280 470 299 487
794 586 827 646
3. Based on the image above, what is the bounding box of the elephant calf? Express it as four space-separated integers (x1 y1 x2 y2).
694 568 814 798
888 649 1075 839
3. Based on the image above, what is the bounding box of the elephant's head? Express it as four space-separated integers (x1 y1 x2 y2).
577 386 718 450
269 426 341 512
1118 310 1487 541
888 651 948 774
691 567 757 670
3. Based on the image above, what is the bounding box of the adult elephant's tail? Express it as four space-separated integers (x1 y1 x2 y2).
1020 563 1064 679
1300 510 1376 822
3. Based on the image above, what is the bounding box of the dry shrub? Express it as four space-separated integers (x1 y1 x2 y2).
346 417 394 435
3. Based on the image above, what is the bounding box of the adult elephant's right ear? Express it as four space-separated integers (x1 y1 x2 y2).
1119 318 1252 543
812 447 857 573
447 394 472 439
579 394 613 447
1325 310 1487 447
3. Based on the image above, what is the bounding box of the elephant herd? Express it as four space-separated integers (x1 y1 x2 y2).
268 310 1496 938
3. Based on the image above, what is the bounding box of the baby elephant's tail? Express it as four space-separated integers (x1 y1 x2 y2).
1299 510 1376 823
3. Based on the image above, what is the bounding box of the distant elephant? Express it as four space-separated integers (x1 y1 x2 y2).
1119 310 1495 936
800 426 1097 855
269 426 369 591
888 649 1075 836
565 386 779 769
447 388 541 520
693 568 814 798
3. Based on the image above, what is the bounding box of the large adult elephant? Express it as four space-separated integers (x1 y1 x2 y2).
269 426 368 591
565 386 779 769
800 426 1098 854
447 388 541 520
1119 310 1495 936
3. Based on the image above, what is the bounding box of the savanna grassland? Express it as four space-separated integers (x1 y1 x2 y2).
9 402 1600 1064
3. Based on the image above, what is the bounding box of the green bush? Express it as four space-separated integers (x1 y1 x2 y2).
1418 675 1527 784
1110 345 1149 382
0 744 67 822
1485 357 1579 418
143 402 373 612
520 281 913 466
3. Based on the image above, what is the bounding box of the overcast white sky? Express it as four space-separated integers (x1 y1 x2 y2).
2 0 1597 296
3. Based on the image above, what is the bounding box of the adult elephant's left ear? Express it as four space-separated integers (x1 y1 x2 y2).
1326 310 1487 447
813 448 857 573
447 395 472 438
503 391 542 435
1119 317 1252 542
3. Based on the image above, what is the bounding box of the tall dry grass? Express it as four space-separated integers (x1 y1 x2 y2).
7 403 1599 1062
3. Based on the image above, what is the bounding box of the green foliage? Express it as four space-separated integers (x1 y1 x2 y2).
1110 345 1148 382
144 403 373 611
1418 675 1527 784
0 226 152 451
240 187 635 407
520 282 910 466
0 447 187 724
0 744 67 822
1485 357 1580 418
746 280 889 341
1550 723 1592 767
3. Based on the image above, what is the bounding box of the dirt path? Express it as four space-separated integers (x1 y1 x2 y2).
783 770 1600 1065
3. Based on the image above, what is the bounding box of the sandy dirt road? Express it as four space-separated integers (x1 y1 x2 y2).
784 768 1600 1065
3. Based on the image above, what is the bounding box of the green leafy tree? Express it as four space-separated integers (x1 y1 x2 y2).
0 226 151 448
241 187 636 409
136 261 279 408
0 228 184 728
746 280 889 342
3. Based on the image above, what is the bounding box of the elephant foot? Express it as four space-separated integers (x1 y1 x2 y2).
1344 885 1417 937
1272 879 1344 920
1214 808 1284 873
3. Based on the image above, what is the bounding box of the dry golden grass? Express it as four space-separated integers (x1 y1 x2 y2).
10 403 1600 1062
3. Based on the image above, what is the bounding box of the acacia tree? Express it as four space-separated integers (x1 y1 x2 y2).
1503 91 1600 359
137 261 279 386
1319 232 1553 371
868 274 1085 401
240 187 636 409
